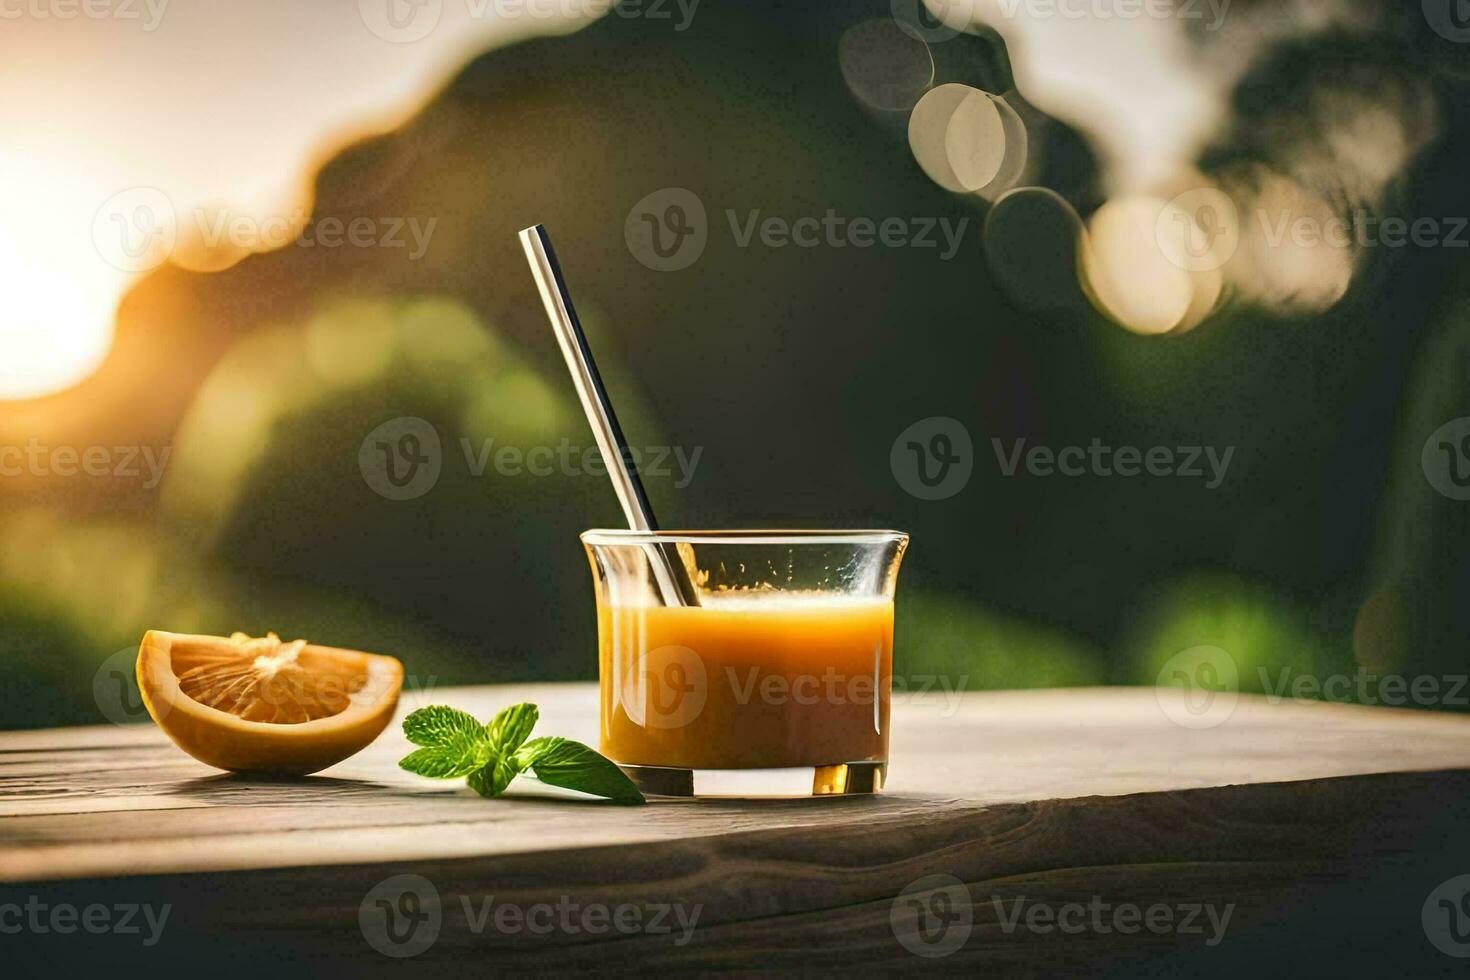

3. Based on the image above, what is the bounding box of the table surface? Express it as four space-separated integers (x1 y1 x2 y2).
5 684 1470 973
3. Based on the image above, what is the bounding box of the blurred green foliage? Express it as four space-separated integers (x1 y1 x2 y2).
3 2 1468 730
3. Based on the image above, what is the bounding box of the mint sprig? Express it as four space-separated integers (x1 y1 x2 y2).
398 702 645 805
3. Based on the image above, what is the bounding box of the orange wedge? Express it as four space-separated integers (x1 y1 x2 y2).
137 630 403 775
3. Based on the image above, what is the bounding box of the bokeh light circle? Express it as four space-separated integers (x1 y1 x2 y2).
839 19 935 112
909 84 1027 198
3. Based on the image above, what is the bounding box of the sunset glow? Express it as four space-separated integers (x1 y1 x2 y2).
0 1 590 401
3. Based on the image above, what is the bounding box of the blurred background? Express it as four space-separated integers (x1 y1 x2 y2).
2 0 1468 728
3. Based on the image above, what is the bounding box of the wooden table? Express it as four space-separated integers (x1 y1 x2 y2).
4 684 1470 975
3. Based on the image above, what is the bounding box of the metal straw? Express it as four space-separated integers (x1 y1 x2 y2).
519 224 701 607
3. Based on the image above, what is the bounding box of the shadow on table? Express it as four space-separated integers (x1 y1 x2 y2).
161 772 442 806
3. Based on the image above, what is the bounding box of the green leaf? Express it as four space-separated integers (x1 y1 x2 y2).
399 731 491 778
400 700 640 805
403 705 486 747
485 702 538 755
514 736 645 805
466 757 524 799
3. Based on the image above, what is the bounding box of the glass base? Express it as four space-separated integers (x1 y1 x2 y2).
619 761 885 798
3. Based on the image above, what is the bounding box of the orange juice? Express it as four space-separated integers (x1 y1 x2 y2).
598 594 893 770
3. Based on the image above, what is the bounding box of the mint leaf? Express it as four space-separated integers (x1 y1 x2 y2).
403 705 485 747
491 757 521 795
399 730 491 778
399 700 643 804
466 757 523 799
486 702 538 755
514 736 645 805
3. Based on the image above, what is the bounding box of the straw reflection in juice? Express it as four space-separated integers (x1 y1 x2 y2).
599 594 893 770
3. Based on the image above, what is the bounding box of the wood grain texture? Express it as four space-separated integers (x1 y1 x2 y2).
3 685 1470 975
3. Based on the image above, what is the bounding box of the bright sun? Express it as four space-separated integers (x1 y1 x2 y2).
0 228 118 401
0 3 599 403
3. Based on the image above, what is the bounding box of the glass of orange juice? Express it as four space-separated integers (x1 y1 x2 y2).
581 529 909 797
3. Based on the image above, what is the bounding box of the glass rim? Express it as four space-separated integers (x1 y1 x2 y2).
581 528 909 546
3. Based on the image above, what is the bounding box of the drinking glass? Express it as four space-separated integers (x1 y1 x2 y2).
581 529 909 797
